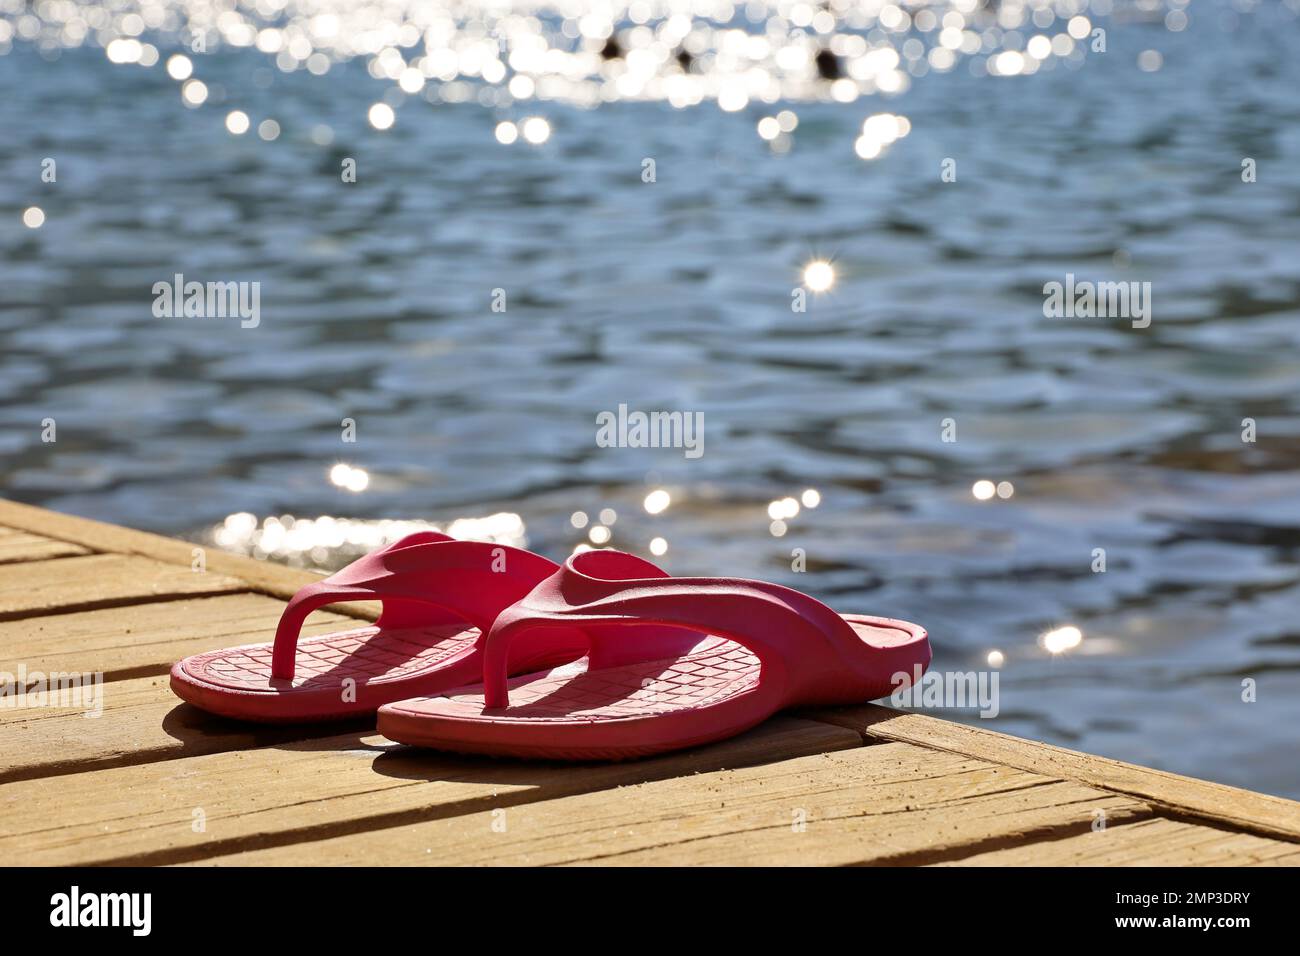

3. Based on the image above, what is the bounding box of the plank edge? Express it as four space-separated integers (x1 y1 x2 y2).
806 703 1300 842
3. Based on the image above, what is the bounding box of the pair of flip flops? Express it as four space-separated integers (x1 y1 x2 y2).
171 532 930 760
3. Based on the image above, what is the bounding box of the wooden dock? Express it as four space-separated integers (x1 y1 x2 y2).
1 498 1297 866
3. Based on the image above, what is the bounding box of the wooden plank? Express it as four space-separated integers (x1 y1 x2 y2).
0 554 246 621
0 593 356 682
188 742 1151 866
0 718 863 866
0 527 90 565
937 817 1300 867
0 673 365 783
807 703 1300 842
0 499 352 610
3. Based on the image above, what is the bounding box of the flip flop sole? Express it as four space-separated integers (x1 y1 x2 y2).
376 704 772 761
378 615 928 760
170 623 483 723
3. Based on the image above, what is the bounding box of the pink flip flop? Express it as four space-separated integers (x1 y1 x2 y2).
377 549 930 760
170 531 584 722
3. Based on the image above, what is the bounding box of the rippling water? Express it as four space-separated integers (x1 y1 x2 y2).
2 0 1299 797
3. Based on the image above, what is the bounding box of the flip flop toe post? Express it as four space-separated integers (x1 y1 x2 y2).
377 550 929 760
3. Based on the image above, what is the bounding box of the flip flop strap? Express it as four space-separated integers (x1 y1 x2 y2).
270 537 557 680
481 561 857 708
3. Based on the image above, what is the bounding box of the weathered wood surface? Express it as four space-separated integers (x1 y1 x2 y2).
0 673 367 783
0 499 1297 867
0 593 355 682
0 527 89 565
940 817 1300 867
193 742 1151 867
0 554 245 621
0 719 858 866
809 705 1300 842
0 499 345 606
